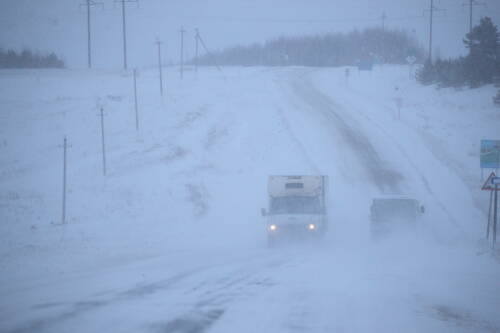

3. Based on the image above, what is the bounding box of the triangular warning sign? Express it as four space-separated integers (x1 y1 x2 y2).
482 172 497 191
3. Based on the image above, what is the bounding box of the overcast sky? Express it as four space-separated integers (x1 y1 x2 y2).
0 0 499 69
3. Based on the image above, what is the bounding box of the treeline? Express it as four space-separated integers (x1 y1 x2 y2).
196 28 424 67
417 17 500 89
0 48 65 69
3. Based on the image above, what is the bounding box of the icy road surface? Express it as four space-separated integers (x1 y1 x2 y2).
1 67 499 332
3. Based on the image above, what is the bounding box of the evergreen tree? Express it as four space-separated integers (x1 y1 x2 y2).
433 58 466 87
463 17 500 87
494 89 500 106
0 48 64 68
416 61 436 85
195 28 424 67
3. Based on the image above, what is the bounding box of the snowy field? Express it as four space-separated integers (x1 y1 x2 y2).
1 65 499 332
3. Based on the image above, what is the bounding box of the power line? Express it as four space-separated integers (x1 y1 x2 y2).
79 0 103 69
170 15 426 24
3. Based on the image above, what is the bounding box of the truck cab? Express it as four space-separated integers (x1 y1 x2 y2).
262 175 328 246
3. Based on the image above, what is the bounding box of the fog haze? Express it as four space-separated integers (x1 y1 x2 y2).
1 0 499 68
1 1 500 332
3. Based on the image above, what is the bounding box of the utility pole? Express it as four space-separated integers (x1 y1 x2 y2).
133 69 139 130
197 31 222 72
424 0 445 63
115 0 138 70
464 0 485 34
87 0 92 68
487 190 493 239
469 0 473 33
180 27 186 79
494 183 498 248
380 12 387 64
155 39 164 96
428 0 434 62
121 0 127 70
100 107 107 176
195 28 200 73
80 0 103 68
61 137 68 224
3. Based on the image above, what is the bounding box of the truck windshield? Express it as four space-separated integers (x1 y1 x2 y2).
270 196 322 214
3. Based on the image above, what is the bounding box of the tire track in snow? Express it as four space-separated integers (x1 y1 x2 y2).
8 252 292 333
6 269 200 333
343 104 463 231
274 105 321 174
149 255 293 333
305 75 463 231
274 69 464 239
286 73 403 194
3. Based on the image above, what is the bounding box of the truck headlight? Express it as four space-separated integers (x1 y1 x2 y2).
269 224 277 231
308 224 316 230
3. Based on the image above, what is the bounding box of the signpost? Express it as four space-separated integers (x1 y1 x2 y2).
482 172 499 249
59 136 72 225
493 179 498 249
394 97 403 120
393 85 403 120
62 137 68 225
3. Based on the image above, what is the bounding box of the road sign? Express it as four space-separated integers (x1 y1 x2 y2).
492 177 500 185
482 172 498 191
480 140 500 169
406 55 417 65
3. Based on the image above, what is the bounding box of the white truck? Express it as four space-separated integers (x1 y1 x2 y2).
261 175 328 246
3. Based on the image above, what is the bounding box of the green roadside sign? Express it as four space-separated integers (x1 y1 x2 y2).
481 140 500 168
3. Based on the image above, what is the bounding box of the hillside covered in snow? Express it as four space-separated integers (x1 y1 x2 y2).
1 65 499 332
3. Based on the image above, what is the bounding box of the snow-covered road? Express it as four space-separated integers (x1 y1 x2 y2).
4 242 499 333
1 67 499 332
